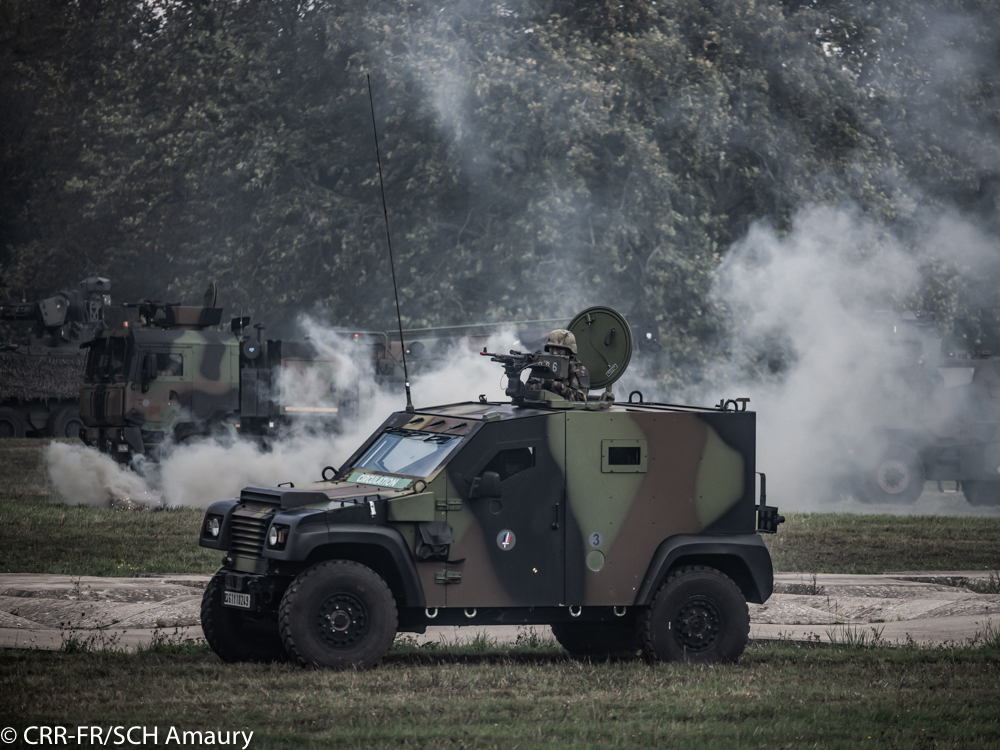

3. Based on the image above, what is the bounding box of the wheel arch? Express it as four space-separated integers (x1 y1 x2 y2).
634 534 774 606
301 526 425 610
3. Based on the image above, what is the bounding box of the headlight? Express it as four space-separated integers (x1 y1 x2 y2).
267 525 288 548
205 516 221 538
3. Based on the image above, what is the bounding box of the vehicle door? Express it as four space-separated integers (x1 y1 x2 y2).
443 415 565 607
126 346 192 430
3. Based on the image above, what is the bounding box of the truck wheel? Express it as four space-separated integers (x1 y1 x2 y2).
47 405 85 439
551 621 640 660
641 565 749 664
860 445 924 503
963 481 1000 507
0 407 26 438
200 573 287 663
279 560 397 670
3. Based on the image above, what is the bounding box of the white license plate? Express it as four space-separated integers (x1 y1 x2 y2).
223 591 251 609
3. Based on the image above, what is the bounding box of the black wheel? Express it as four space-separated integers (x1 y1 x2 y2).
859 444 925 503
641 565 749 664
551 621 640 660
279 560 397 670
47 405 85 439
963 480 1000 507
200 572 288 663
0 407 27 438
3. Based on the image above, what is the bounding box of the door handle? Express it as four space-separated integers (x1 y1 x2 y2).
551 503 559 531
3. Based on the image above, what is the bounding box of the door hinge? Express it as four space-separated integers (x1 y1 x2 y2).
435 571 462 585
435 498 463 511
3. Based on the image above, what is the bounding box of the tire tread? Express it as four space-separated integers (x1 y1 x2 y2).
641 564 749 664
279 559 397 670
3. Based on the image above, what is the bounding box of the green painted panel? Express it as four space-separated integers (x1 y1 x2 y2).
693 426 745 526
388 491 438 522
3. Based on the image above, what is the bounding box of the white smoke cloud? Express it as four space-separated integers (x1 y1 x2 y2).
710 204 1000 516
45 442 162 510
45 323 526 510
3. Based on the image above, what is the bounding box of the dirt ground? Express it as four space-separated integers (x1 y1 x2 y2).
1 571 997 652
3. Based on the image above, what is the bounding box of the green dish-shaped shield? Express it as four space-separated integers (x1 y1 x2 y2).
567 306 632 390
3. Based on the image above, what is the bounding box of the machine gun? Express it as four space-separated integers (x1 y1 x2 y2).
481 347 571 402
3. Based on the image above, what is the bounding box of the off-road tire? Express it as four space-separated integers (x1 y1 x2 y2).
963 480 1000 507
279 560 397 670
641 565 749 664
551 621 640 660
200 572 287 663
47 405 84 439
0 407 27 438
859 444 925 504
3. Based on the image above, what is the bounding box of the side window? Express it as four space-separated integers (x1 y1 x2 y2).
481 447 535 482
601 439 647 473
156 353 183 377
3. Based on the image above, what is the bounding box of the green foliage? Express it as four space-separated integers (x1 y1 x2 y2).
2 0 999 377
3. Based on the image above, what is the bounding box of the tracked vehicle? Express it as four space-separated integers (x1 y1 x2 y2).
198 307 783 668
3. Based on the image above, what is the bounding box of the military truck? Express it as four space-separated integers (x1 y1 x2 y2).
0 277 110 438
80 285 343 462
197 307 783 669
851 312 1000 506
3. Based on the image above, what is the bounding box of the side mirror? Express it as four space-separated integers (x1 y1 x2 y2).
141 352 157 392
469 471 501 500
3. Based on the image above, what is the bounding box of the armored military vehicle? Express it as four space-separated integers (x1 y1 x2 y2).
80 285 343 462
0 277 110 438
850 312 1000 506
198 307 783 668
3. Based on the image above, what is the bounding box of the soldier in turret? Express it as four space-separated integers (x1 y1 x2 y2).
527 329 590 401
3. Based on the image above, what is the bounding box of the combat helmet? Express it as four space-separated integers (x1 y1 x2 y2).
544 329 577 356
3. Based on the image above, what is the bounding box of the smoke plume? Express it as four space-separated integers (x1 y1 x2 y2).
45 324 524 509
710 204 1000 515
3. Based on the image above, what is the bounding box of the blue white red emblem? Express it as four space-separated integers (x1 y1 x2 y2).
496 530 516 551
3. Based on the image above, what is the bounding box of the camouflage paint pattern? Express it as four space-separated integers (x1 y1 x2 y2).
81 326 239 438
266 397 756 609
81 306 342 456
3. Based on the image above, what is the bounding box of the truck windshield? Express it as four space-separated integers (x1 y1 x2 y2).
85 337 130 383
353 428 462 477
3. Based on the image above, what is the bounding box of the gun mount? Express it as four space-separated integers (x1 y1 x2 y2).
482 306 634 408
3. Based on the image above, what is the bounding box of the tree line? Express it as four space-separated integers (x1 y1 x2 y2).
2 0 998 389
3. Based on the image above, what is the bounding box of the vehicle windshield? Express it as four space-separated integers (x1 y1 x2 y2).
84 336 131 383
353 428 462 477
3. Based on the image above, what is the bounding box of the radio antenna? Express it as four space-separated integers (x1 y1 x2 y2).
368 74 414 413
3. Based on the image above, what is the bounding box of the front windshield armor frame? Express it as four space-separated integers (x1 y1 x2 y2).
353 427 463 478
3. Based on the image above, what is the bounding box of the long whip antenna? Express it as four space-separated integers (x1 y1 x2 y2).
368 74 414 413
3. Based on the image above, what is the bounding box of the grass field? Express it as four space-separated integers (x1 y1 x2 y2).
3 439 999 576
0 440 219 575
2 637 999 748
3 440 1000 748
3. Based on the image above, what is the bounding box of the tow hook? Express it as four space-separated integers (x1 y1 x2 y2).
755 472 785 534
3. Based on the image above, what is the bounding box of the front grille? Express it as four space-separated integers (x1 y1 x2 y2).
229 505 272 557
